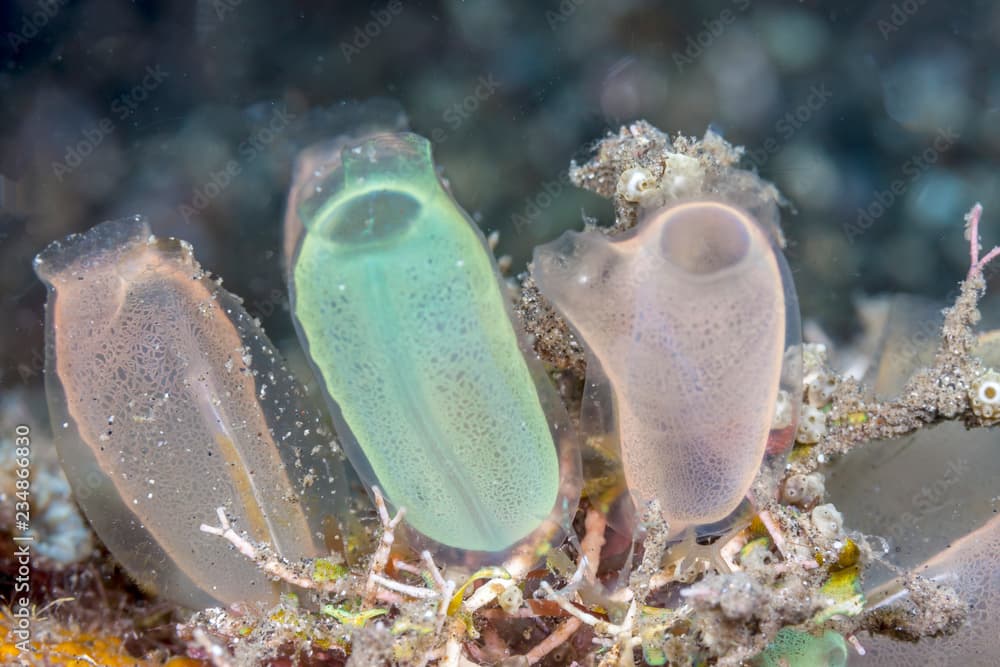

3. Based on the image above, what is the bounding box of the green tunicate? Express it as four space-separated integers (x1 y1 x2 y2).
756 628 847 667
289 132 572 554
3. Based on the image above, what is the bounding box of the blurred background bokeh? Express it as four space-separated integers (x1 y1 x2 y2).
2 0 999 390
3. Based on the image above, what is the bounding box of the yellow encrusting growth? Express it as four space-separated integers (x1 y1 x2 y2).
0 615 201 666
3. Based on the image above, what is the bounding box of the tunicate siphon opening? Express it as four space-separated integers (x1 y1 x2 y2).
321 190 420 244
658 202 751 274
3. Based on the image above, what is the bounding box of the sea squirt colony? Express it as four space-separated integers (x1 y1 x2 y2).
32 124 800 608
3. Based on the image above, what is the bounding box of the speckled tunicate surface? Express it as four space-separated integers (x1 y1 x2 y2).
34 217 348 608
533 201 793 527
289 132 578 555
759 628 847 667
852 514 1000 666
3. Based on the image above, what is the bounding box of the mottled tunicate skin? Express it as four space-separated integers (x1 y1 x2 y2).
533 201 791 527
759 628 847 667
289 133 577 556
34 217 347 608
853 514 1000 666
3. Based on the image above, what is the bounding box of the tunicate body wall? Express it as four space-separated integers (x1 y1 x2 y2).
287 132 581 562
533 200 800 532
34 217 349 608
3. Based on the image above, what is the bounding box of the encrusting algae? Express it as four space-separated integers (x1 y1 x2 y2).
7 116 1000 666
0 612 201 667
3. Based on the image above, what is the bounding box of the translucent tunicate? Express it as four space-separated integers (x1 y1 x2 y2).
288 132 580 563
34 217 349 608
533 200 800 531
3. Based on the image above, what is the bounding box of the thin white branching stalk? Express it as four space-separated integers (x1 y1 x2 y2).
847 633 867 656
521 507 607 664
531 506 640 662
422 550 456 637
363 486 406 607
368 573 438 599
524 617 583 665
191 627 238 667
538 580 637 639
200 507 338 592
966 202 1000 278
